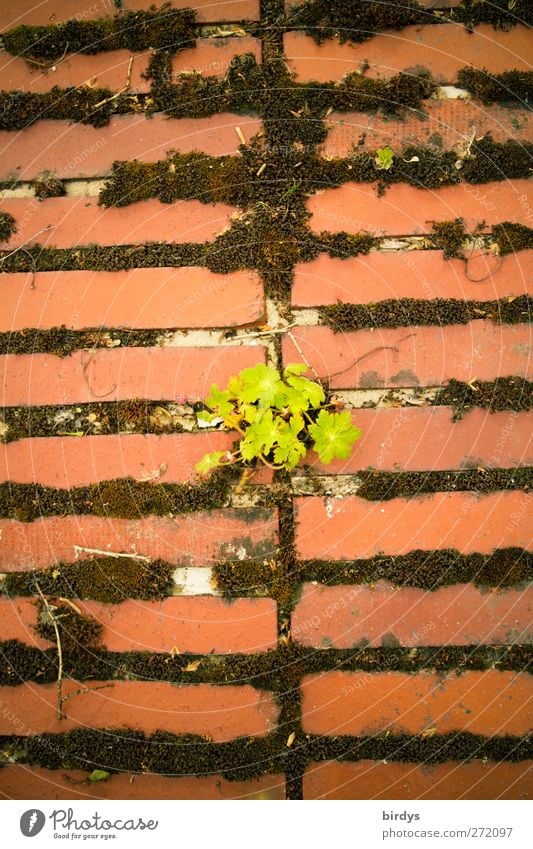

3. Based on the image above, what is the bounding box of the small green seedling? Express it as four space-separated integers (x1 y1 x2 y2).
196 363 362 484
375 146 394 171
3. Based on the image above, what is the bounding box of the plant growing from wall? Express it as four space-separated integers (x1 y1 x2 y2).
196 363 362 485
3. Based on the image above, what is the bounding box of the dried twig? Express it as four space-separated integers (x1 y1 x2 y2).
93 56 134 109
34 582 65 720
73 545 151 562
25 42 69 71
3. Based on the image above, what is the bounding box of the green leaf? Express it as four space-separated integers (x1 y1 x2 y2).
205 384 234 419
375 146 394 171
286 373 325 408
273 414 307 469
195 451 226 475
240 409 281 459
88 770 109 783
309 410 362 465
239 364 285 407
283 363 308 378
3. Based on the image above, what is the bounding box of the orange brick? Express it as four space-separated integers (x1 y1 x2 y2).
284 25 531 83
306 181 533 237
0 680 279 740
0 596 278 654
321 102 533 157
0 344 266 406
0 508 278 570
0 268 264 331
0 114 263 181
292 251 533 306
0 766 285 800
294 492 532 559
0 1 260 30
172 36 261 77
282 323 532 389
292 582 533 648
0 433 237 488
303 760 533 800
0 50 150 94
301 670 533 736
298 408 533 474
0 197 235 249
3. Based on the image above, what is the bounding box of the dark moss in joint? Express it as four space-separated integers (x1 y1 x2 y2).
3 9 197 61
36 602 102 653
296 548 532 591
31 173 66 199
457 67 533 105
356 467 531 501
430 219 466 259
0 87 123 131
0 211 16 241
0 728 530 780
434 378 533 420
493 223 533 256
319 295 533 331
3 557 174 603
0 466 240 522
0 399 186 444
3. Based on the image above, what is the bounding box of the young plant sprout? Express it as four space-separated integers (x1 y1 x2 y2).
196 363 362 485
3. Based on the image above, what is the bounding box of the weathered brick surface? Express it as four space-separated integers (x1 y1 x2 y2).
292 251 533 306
321 102 533 157
303 761 533 801
0 345 266 406
0 766 286 800
294 493 532 559
292 583 533 648
283 323 532 389
301 670 532 736
0 50 150 94
172 36 261 77
298 408 533 474
1 268 264 331
285 25 531 83
0 433 236 488
306 181 533 236
0 680 279 739
0 197 236 249
0 1 261 30
0 596 278 654
0 508 278 570
0 114 263 181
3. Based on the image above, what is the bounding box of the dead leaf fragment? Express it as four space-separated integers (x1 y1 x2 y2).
184 660 201 672
286 732 296 748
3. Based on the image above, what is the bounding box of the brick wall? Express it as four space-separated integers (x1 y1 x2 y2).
0 0 531 800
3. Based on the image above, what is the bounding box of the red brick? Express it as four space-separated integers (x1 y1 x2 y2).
0 508 278 571
0 597 49 650
282 323 532 389
294 492 532 559
284 25 531 83
292 582 533 648
321 102 533 158
0 268 264 331
172 36 261 78
301 670 532 736
0 766 285 800
292 251 533 306
0 50 150 94
299 408 533 474
0 1 260 30
303 760 533 800
0 596 278 654
306 181 533 237
0 197 235 249
0 114 263 181
0 680 279 740
0 344 266 406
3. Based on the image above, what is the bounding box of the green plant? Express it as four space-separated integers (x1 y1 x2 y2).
375 146 394 171
196 363 362 482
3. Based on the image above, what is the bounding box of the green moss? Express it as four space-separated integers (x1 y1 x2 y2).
319 295 533 331
430 218 466 259
493 223 533 256
3 557 174 603
0 211 16 242
0 87 121 130
0 466 240 522
31 173 66 199
3 9 196 60
457 67 533 105
356 467 531 501
434 378 533 420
